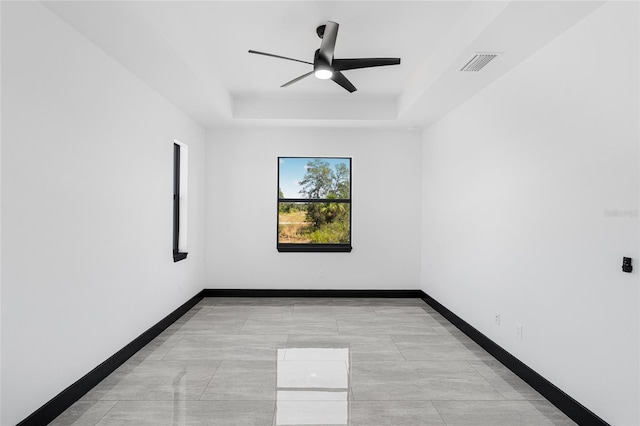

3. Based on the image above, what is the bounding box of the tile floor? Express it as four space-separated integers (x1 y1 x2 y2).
52 297 576 425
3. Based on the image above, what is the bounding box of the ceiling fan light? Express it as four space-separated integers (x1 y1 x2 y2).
314 69 333 80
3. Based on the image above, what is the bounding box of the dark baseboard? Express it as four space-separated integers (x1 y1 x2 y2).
18 288 608 426
201 288 423 298
419 291 608 426
17 291 205 426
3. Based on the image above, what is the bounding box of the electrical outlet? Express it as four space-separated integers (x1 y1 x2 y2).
494 313 501 325
515 323 523 340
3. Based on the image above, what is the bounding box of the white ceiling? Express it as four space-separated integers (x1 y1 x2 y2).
43 1 604 130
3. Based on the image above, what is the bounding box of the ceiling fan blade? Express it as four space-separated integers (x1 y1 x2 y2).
332 58 401 71
318 21 339 64
331 71 357 93
248 50 313 65
281 71 314 87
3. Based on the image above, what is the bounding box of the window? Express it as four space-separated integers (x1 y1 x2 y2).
278 157 352 252
173 141 188 262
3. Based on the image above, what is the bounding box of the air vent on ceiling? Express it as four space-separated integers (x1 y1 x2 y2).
460 53 500 72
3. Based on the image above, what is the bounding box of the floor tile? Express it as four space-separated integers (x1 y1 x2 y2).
350 361 504 401
83 360 220 401
292 297 373 306
286 334 405 361
207 305 294 318
172 316 248 335
468 360 546 400
337 316 439 335
367 298 429 306
529 400 578 425
95 400 275 425
276 400 348 425
433 400 576 425
391 334 493 361
352 376 504 401
127 331 185 361
240 316 339 335
50 401 117 426
163 334 288 361
200 360 276 400
292 304 377 317
371 305 433 316
349 401 445 425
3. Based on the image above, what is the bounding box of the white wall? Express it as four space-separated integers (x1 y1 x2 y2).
0 3 206 424
421 2 639 425
0 2 3 422
206 128 422 289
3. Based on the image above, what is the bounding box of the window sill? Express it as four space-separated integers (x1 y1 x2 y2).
173 252 188 262
277 244 352 253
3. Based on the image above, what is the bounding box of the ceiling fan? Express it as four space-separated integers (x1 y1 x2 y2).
249 21 401 93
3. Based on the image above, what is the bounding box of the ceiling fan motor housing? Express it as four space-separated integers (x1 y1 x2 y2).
313 49 331 72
